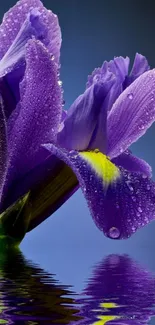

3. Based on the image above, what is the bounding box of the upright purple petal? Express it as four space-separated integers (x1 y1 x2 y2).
112 150 152 178
87 57 129 88
107 69 155 159
5 39 62 188
0 0 61 62
124 53 150 88
44 145 155 239
0 0 61 120
0 97 7 199
87 57 130 113
108 56 129 82
0 9 52 78
57 80 114 153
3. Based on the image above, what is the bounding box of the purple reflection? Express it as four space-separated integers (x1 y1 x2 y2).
72 255 155 325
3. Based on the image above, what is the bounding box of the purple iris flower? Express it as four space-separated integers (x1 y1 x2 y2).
45 54 155 240
70 255 155 325
0 0 155 242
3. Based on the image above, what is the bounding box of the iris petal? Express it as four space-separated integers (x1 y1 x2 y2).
112 150 152 178
87 56 129 88
124 53 150 88
57 80 114 153
44 144 155 239
107 69 155 159
3 39 62 195
87 57 130 113
0 0 61 62
0 9 48 78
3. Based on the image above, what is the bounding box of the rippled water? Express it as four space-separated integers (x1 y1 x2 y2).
0 250 155 324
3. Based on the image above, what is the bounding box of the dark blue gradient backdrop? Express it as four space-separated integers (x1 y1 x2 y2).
1 0 155 294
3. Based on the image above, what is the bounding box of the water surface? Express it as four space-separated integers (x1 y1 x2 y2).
0 249 155 324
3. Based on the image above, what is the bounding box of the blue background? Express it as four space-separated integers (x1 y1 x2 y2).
1 0 155 294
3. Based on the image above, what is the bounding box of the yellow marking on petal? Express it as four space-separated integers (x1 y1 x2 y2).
100 302 118 309
80 150 120 184
92 315 120 325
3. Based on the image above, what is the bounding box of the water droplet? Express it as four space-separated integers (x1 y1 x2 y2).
69 150 75 154
93 75 100 82
94 148 99 153
127 93 133 100
138 207 142 213
142 174 147 179
108 227 120 239
126 181 134 191
147 184 151 190
58 80 62 86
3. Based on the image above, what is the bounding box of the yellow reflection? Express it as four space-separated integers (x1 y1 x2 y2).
100 302 118 308
93 315 120 325
92 301 121 325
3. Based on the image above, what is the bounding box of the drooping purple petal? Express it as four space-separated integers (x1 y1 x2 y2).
0 0 61 62
93 168 155 239
44 145 155 239
124 53 150 88
112 150 152 178
0 97 7 199
5 39 62 189
57 79 114 153
107 69 155 159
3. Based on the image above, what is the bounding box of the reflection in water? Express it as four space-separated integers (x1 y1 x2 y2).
72 255 155 325
0 248 80 324
0 252 155 325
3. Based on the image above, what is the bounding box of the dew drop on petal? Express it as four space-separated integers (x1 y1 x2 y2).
127 93 133 100
93 75 100 82
108 227 120 239
58 80 62 86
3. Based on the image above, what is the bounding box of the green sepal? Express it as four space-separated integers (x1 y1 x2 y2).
0 192 31 246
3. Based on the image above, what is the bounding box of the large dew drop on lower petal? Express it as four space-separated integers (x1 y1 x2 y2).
108 227 120 239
